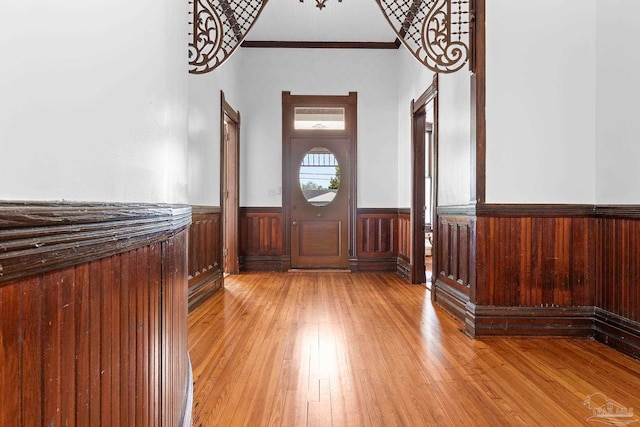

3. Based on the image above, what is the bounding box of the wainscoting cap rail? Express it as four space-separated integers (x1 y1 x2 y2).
0 202 192 285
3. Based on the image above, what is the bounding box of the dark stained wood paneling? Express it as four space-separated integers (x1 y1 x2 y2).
355 209 398 272
470 305 594 337
397 211 411 262
597 217 640 323
436 216 473 295
188 207 222 311
0 202 191 285
397 211 411 278
470 204 640 355
162 232 190 427
0 203 192 426
356 210 397 255
475 216 595 307
239 208 283 271
241 40 401 49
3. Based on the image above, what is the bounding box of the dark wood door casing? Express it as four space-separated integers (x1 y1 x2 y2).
410 77 438 285
221 91 240 275
282 92 357 270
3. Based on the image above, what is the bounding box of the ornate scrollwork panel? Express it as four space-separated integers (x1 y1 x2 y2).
189 0 472 74
376 0 471 73
189 0 268 74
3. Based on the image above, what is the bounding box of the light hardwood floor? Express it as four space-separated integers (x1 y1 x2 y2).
188 272 640 426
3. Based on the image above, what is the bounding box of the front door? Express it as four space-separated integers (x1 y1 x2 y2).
282 92 357 270
291 140 349 268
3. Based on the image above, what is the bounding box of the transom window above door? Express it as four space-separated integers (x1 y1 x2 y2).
294 107 345 130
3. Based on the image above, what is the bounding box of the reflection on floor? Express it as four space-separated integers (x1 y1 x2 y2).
188 272 640 426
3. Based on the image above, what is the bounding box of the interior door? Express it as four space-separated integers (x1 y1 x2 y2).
221 92 239 275
290 139 349 268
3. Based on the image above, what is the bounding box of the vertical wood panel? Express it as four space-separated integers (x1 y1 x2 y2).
43 271 62 427
0 236 191 426
598 217 640 323
89 260 102 426
476 216 595 307
0 282 21 427
436 215 473 299
356 211 397 257
188 208 222 310
398 212 411 261
239 208 284 271
74 263 90 427
22 276 44 427
60 268 76 426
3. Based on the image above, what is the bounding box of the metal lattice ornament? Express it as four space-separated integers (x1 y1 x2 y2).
376 0 471 73
299 0 344 10
189 0 268 74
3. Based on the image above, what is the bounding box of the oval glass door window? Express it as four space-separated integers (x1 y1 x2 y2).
299 147 340 206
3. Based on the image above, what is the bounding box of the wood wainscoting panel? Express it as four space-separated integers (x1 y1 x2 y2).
397 210 411 277
594 209 640 358
355 208 398 272
597 215 640 323
475 215 595 308
239 207 283 271
433 213 475 320
188 206 222 311
0 202 192 426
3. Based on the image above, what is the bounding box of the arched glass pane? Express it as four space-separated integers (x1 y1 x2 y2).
299 147 340 206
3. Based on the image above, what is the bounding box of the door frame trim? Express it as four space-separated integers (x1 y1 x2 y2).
220 90 240 274
410 75 439 285
281 91 358 270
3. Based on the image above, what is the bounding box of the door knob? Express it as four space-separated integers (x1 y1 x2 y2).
292 221 298 226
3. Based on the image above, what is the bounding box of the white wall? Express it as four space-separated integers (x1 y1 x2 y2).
485 0 597 204
396 47 435 208
188 51 244 206
596 0 640 204
237 48 398 208
0 0 189 203
437 71 472 206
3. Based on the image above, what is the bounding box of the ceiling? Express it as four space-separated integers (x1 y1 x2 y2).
245 0 398 43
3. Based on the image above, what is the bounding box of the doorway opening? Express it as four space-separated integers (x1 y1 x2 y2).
410 76 438 286
221 91 240 275
282 92 357 270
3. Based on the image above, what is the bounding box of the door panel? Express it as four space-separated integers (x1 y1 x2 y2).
290 137 349 268
298 221 341 256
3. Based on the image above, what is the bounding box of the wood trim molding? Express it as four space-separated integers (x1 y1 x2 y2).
476 204 595 217
356 207 400 216
0 202 191 285
471 0 486 204
191 206 221 215
240 206 283 215
241 40 400 50
433 278 470 321
595 205 640 219
594 308 640 359
469 305 595 338
437 204 477 216
474 203 640 218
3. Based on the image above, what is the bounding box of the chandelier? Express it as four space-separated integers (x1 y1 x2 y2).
189 0 472 74
299 0 343 10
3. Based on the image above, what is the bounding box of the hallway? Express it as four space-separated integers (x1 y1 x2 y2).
188 272 640 426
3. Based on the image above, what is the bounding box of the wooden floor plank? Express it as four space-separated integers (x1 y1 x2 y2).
189 272 640 426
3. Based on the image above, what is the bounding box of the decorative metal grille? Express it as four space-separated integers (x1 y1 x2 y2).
375 0 471 73
188 0 472 74
188 0 268 74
